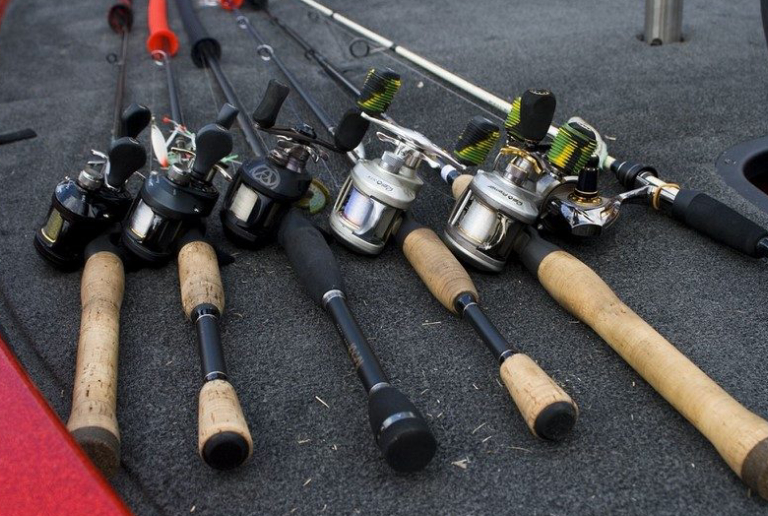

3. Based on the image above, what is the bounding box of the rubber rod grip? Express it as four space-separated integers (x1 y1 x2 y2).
174 0 221 67
671 190 768 257
451 174 473 200
277 208 345 307
534 248 768 498
395 214 477 314
178 240 225 318
147 0 179 56
67 251 124 478
499 353 577 441
198 379 253 469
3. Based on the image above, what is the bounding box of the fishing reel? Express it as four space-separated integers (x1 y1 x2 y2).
329 69 467 255
220 79 368 247
34 104 151 270
122 104 238 265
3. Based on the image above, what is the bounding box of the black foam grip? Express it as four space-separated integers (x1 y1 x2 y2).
246 0 270 9
277 208 346 307
252 80 290 129
513 226 560 275
0 128 36 146
216 103 239 129
192 125 233 179
672 190 768 257
333 109 369 152
174 0 221 68
120 103 151 139
106 137 147 189
368 385 436 472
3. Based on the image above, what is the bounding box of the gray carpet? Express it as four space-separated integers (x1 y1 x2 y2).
2 0 768 514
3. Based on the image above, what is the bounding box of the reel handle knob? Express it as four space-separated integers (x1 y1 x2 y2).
252 79 290 129
357 68 401 116
547 119 597 176
216 103 239 129
454 115 501 166
333 109 370 152
192 124 233 181
575 167 599 198
505 89 556 144
120 103 152 139
106 137 147 189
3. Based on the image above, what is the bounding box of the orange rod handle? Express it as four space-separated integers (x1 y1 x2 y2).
147 0 179 56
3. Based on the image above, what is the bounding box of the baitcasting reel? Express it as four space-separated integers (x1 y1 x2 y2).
34 104 151 270
445 89 659 272
329 68 468 255
220 79 369 248
122 103 238 265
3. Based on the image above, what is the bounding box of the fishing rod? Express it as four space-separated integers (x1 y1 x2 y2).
440 96 768 499
138 0 253 470
175 0 437 472
222 5 577 441
295 0 768 260
51 0 151 478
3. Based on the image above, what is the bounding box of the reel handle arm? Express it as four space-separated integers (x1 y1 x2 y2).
67 239 125 477
515 226 768 498
671 189 768 258
178 235 253 469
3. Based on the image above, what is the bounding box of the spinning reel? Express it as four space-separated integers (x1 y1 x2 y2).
34 104 151 270
329 69 467 255
122 103 239 265
444 89 653 272
220 79 368 247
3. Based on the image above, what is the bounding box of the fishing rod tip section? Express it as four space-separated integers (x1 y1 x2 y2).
368 385 437 472
499 354 578 441
147 0 179 57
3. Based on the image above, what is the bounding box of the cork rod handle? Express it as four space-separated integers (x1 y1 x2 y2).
537 250 768 498
67 251 124 478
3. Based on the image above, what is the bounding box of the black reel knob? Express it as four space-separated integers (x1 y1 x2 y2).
454 115 501 166
252 79 290 129
192 124 233 182
334 109 370 153
357 68 401 116
505 89 556 145
120 103 152 139
575 167 599 198
547 120 597 176
105 137 147 189
216 103 239 129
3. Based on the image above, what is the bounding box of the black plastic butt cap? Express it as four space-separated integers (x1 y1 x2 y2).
368 386 436 472
202 431 250 470
533 401 578 442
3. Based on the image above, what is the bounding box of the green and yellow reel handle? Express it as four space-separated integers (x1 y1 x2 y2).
449 174 768 498
67 233 126 478
177 228 253 470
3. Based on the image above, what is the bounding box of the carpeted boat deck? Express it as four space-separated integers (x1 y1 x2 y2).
2 0 768 514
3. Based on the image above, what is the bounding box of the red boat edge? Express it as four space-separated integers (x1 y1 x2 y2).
0 334 132 515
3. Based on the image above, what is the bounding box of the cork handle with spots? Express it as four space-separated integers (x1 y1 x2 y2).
500 353 578 441
396 217 477 314
178 240 224 318
67 251 124 478
536 249 768 498
198 379 253 468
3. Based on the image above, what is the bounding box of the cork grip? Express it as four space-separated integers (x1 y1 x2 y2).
400 226 478 313
500 354 578 441
178 240 224 317
451 174 473 199
198 379 253 468
67 251 124 477
537 250 768 498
